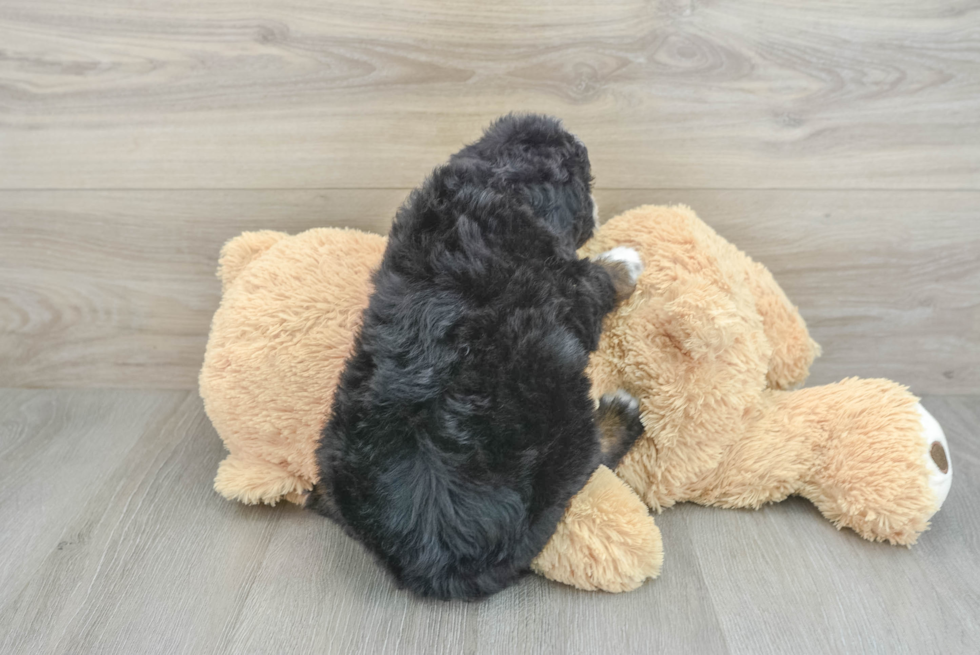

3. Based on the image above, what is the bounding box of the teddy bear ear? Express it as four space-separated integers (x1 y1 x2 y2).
217 230 289 292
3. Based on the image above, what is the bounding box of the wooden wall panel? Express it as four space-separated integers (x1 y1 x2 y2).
2 189 977 392
1 0 978 190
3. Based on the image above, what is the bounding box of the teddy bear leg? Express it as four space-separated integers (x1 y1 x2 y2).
531 466 663 592
214 452 313 507
783 380 952 545
695 380 952 545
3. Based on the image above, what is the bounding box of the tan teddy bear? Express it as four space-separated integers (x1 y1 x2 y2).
200 205 951 594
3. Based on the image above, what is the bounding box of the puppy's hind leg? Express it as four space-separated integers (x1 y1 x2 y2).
595 390 644 468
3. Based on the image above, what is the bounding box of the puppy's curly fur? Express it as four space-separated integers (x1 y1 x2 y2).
310 115 642 600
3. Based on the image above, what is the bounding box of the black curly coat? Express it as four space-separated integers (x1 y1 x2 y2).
310 114 640 600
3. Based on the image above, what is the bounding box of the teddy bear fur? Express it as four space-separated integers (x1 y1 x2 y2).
579 206 949 546
201 226 662 592
200 204 950 594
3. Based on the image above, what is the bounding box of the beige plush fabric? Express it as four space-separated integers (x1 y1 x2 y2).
530 465 663 592
200 205 940 595
580 206 937 545
203 228 384 505
200 224 662 592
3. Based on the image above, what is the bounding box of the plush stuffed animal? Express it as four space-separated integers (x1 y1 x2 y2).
200 205 952 594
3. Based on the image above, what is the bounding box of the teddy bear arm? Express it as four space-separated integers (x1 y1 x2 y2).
743 261 821 390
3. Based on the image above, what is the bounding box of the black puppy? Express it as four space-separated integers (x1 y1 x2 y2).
310 114 644 600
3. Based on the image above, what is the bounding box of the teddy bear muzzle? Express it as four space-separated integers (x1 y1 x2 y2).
917 403 952 513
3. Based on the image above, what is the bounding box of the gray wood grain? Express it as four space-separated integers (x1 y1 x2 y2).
0 389 976 654
687 395 980 655
0 390 279 654
0 389 186 606
1 0 978 190
0 189 409 390
2 189 977 393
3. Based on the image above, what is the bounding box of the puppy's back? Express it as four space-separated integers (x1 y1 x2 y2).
313 122 604 600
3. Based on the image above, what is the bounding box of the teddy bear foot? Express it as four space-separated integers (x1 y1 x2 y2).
532 466 662 592
917 403 952 514
798 383 955 546
214 453 312 506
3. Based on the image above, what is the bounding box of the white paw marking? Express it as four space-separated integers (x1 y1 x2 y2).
610 388 640 412
916 403 952 512
597 246 644 283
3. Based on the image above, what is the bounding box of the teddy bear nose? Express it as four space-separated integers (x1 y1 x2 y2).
930 441 949 474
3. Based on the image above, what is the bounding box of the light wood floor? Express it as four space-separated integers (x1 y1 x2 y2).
1 0 978 393
0 389 977 654
1 0 979 653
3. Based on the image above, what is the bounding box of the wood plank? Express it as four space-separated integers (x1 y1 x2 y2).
0 391 281 654
685 396 980 655
0 390 976 653
2 189 977 392
0 389 187 608
0 390 729 654
221 502 729 655
0 189 409 389
1 0 978 190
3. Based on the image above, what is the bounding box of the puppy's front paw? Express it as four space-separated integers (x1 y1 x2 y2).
595 247 644 303
595 389 644 468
